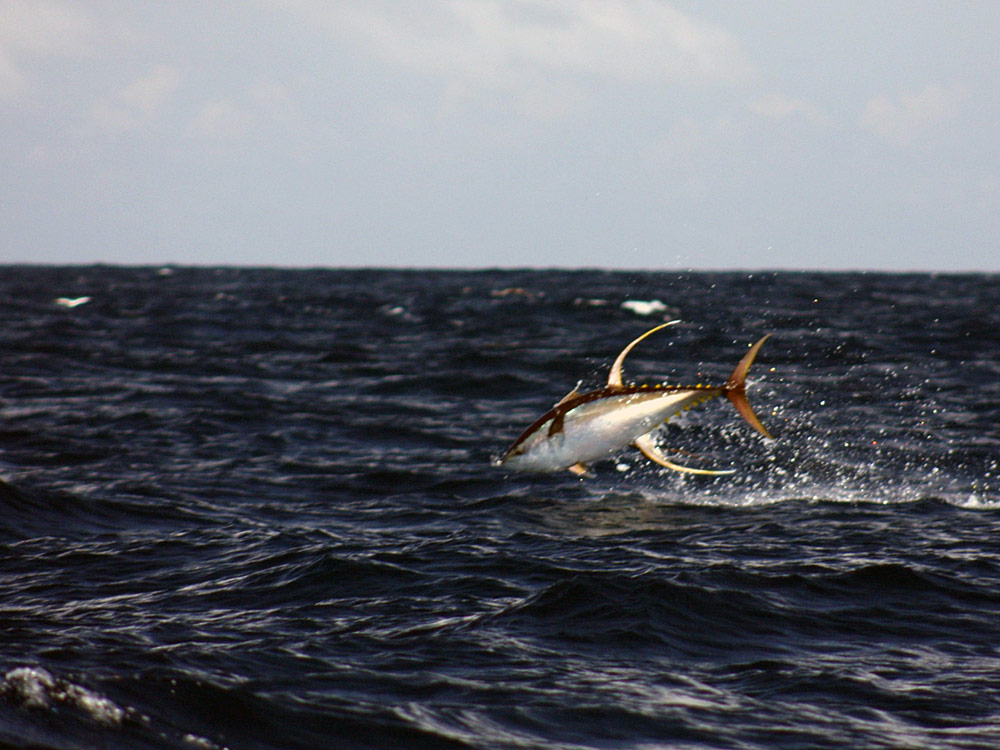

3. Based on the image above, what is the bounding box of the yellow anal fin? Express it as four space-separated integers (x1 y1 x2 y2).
633 433 736 476
568 462 590 476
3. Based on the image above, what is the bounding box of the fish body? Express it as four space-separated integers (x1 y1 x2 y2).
500 384 721 472
498 323 771 475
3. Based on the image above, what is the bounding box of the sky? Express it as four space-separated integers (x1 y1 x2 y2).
1 1 998 270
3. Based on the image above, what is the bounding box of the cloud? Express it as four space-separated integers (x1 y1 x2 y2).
275 0 752 89
91 64 182 135
120 64 183 115
0 0 93 99
0 48 24 99
187 80 300 142
859 83 970 147
189 97 256 140
750 92 822 124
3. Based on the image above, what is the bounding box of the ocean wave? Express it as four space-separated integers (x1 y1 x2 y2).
2 267 1000 749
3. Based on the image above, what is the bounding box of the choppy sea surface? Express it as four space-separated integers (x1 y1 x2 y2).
1 266 999 750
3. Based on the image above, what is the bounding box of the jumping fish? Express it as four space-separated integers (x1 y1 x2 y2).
497 322 772 476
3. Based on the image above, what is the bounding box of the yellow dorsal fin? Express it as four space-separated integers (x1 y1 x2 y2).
554 380 583 408
608 320 681 387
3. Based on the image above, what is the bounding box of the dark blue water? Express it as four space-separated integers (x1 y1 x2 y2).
1 266 999 749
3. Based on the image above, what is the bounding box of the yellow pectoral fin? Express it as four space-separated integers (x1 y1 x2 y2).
633 433 736 476
568 462 590 476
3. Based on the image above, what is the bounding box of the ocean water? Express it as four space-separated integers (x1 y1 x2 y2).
1 266 999 750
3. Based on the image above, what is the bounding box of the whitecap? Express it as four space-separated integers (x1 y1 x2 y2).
54 296 91 308
620 299 668 316
2 666 125 727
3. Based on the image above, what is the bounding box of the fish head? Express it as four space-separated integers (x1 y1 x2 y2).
496 425 561 472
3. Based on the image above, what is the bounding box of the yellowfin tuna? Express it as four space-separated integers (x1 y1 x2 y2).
497 322 772 475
